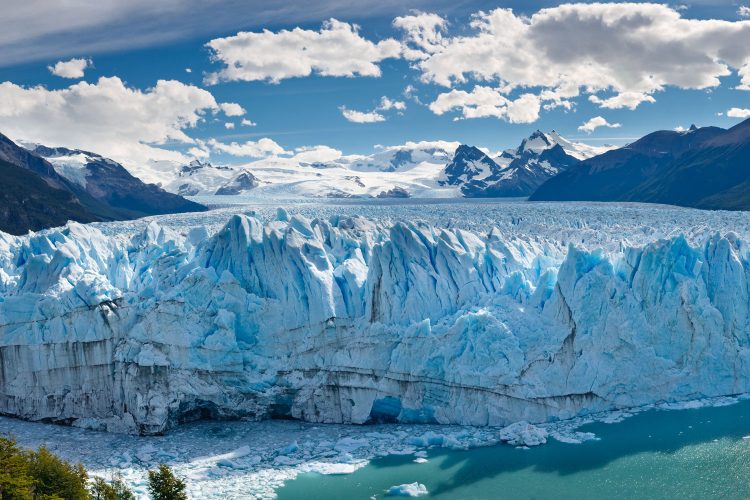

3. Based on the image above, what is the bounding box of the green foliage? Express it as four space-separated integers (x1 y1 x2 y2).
0 436 146 500
108 474 135 500
90 478 116 500
147 464 187 500
89 474 135 500
0 436 89 500
27 446 89 500
0 437 34 500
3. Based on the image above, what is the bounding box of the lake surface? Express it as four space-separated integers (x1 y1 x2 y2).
278 400 750 499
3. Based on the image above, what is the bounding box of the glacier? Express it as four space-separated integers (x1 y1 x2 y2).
1 201 750 436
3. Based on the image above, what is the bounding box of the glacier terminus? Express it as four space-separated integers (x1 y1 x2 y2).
1 201 749 436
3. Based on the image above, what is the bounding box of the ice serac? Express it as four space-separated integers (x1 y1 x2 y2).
1 215 750 434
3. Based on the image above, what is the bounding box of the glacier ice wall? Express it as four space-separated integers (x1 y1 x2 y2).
1 213 749 434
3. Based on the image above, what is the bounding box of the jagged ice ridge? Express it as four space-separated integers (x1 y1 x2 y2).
1 206 749 435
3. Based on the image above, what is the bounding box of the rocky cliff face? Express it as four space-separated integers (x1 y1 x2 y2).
1 214 749 434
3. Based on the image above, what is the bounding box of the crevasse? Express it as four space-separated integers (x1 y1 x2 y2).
0 213 748 435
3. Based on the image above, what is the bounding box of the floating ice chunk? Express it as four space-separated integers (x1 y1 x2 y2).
498 421 548 447
334 437 370 453
386 482 429 497
550 431 598 444
279 441 299 455
135 444 159 463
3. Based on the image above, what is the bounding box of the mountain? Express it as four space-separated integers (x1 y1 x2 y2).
151 142 461 199
0 158 97 235
348 141 457 172
0 132 206 235
530 120 750 210
441 131 609 197
132 135 605 200
32 146 206 217
164 159 238 196
440 145 504 195
215 170 261 195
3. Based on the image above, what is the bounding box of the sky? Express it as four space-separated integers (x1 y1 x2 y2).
0 0 749 170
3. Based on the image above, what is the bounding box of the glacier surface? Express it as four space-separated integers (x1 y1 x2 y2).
1 200 750 435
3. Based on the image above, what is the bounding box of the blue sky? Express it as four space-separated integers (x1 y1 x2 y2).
0 0 749 168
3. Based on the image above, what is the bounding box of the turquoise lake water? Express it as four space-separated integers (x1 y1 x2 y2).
278 400 750 499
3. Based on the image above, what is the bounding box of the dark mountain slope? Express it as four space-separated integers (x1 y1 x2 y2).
32 145 207 217
0 158 96 235
530 120 750 210
0 132 207 235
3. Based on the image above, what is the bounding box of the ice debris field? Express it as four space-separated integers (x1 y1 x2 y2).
2 199 750 496
2 396 743 499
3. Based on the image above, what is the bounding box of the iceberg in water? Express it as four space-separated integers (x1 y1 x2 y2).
386 482 429 497
1 212 750 435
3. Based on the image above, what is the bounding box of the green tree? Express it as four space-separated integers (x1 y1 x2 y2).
108 474 135 500
146 465 187 500
90 478 116 500
89 474 135 500
26 446 89 500
0 437 34 499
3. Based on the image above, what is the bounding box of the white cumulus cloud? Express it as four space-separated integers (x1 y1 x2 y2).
739 6 750 18
727 107 750 118
48 57 91 78
413 4 750 112
377 96 406 111
219 102 246 116
429 86 540 123
0 76 229 167
292 145 342 163
207 137 286 157
394 12 447 60
589 92 656 110
204 19 401 84
340 106 386 123
339 95 406 123
578 116 622 134
188 145 209 159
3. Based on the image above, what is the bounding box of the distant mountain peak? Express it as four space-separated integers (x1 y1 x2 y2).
441 145 500 188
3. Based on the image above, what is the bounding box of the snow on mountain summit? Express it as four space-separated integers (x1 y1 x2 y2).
441 130 609 197
514 130 612 161
97 133 605 200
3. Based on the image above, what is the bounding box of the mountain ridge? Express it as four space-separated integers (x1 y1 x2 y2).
530 118 750 210
0 133 206 235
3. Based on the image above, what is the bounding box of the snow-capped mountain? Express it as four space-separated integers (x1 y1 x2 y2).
117 134 607 200
507 130 610 161
0 132 205 235
442 131 613 197
531 118 750 210
215 170 262 195
162 159 238 196
348 141 458 172
154 141 462 198
32 145 206 217
442 145 502 185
